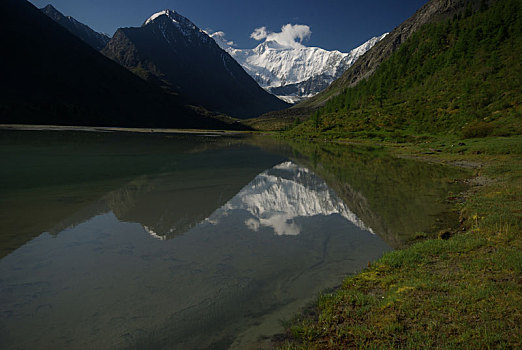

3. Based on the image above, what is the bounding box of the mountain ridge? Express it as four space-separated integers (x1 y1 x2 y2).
102 10 289 118
41 4 110 51
0 0 232 129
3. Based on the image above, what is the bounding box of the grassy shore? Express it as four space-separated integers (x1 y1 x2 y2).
278 135 521 349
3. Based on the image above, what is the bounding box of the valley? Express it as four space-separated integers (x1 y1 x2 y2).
0 0 520 349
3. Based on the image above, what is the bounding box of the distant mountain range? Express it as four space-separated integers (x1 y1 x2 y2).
4 0 483 129
213 33 387 103
102 10 289 118
41 4 110 50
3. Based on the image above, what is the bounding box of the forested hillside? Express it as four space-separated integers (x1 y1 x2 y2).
291 0 521 138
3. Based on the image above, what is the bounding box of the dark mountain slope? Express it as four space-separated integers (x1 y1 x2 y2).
290 0 521 137
0 0 230 129
41 4 110 51
102 10 289 119
265 0 491 121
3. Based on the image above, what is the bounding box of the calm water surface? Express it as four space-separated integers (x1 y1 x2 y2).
0 131 466 349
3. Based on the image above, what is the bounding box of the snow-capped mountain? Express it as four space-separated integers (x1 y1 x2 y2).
212 32 388 103
41 4 110 50
102 10 289 118
206 161 373 236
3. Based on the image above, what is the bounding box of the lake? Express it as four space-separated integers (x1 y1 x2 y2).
0 130 466 349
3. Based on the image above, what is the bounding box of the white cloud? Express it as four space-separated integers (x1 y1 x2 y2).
212 31 235 45
250 24 311 48
208 30 235 49
250 26 268 41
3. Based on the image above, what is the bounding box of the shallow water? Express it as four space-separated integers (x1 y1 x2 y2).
0 131 465 349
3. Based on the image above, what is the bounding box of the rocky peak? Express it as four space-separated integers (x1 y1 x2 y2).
144 9 191 27
102 9 289 118
142 9 211 45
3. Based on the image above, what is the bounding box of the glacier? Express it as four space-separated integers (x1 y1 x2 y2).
212 31 388 103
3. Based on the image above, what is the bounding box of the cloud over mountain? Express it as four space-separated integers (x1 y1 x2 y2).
209 23 386 103
209 31 235 47
250 24 311 48
250 26 268 40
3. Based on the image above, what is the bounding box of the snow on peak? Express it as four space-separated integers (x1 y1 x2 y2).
210 27 387 102
144 10 179 25
143 9 209 42
145 10 170 25
143 9 198 30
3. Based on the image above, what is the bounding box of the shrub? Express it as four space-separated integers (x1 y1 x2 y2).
462 121 494 138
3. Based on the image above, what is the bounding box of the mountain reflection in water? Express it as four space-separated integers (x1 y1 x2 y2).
0 131 393 350
0 131 467 350
208 161 373 236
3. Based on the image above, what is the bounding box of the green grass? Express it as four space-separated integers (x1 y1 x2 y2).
274 2 521 347
277 137 522 349
286 0 522 139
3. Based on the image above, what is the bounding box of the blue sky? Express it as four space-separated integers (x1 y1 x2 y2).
30 0 427 52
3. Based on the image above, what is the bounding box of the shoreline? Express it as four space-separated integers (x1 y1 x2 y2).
0 124 251 136
276 135 521 349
